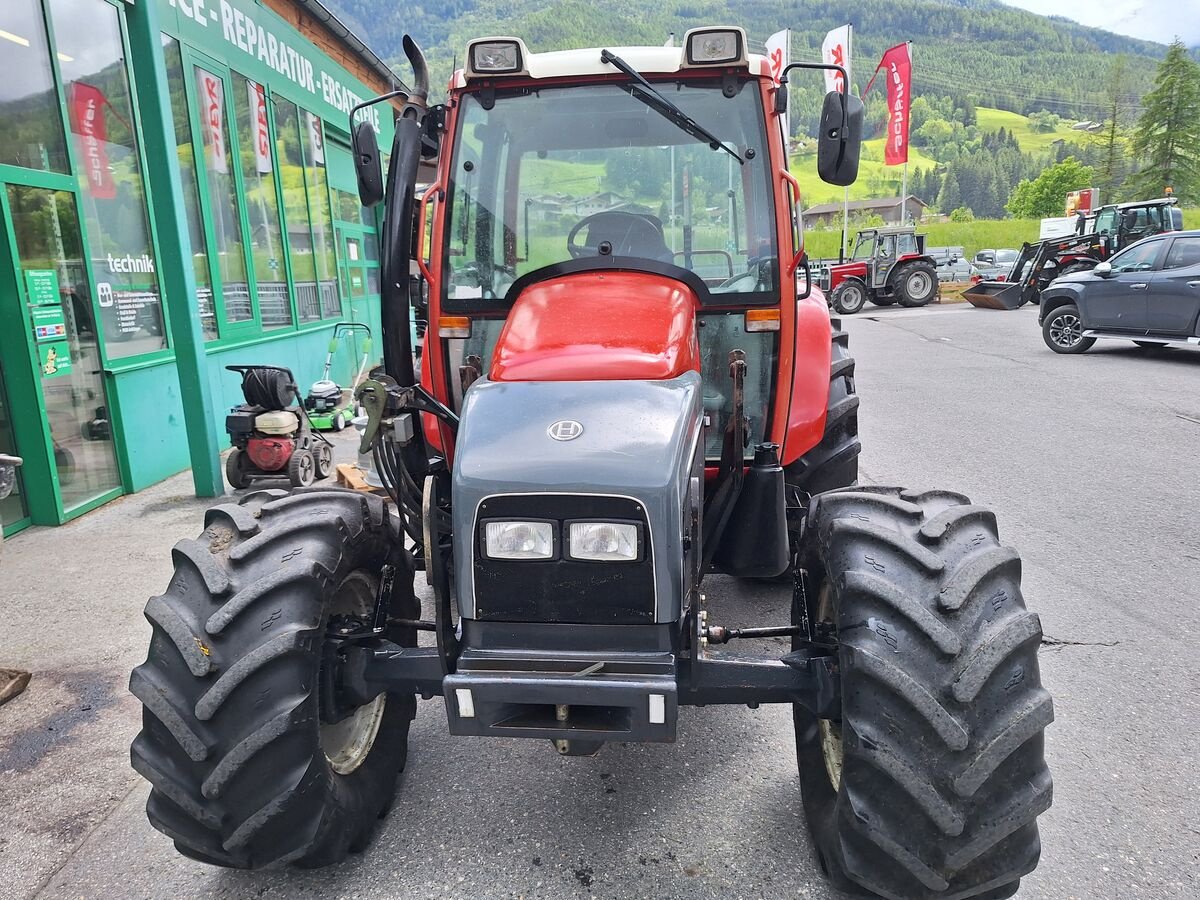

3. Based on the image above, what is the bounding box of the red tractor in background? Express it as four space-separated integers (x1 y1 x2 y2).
821 225 940 314
129 28 1053 900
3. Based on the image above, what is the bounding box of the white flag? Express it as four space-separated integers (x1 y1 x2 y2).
764 29 789 140
249 81 272 174
822 25 852 95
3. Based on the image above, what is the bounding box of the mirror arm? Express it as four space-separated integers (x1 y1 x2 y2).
780 62 851 128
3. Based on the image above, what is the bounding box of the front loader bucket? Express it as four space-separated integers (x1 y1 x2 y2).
962 280 1025 310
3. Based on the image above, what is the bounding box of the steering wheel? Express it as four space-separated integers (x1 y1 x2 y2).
567 211 669 260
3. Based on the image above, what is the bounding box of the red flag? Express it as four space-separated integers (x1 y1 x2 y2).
68 82 115 200
864 42 913 167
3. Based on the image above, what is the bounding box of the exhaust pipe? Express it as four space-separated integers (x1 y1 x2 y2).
403 35 429 102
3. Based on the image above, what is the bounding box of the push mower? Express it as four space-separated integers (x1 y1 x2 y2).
305 322 373 431
223 364 333 489
132 30 1053 900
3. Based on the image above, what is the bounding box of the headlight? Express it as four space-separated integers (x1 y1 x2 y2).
568 522 640 562
483 520 554 559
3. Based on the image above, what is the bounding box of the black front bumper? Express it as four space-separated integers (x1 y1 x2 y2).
335 620 838 745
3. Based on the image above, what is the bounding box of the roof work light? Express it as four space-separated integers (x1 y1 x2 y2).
466 37 529 77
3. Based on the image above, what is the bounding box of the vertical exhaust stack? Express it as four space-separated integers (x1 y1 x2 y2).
403 35 429 104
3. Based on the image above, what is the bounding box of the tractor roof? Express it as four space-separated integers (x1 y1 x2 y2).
452 30 770 88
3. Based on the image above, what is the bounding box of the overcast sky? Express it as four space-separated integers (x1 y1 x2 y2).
999 1 1200 46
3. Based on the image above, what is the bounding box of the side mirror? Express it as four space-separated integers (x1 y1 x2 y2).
817 91 863 187
352 120 384 207
775 83 788 116
1094 261 1113 277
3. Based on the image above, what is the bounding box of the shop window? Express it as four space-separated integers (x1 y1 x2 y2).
232 73 290 329
272 95 321 322
162 36 216 340
51 0 166 359
301 112 340 319
0 0 68 172
194 66 251 326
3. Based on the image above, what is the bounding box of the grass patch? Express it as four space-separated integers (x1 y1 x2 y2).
974 106 1083 155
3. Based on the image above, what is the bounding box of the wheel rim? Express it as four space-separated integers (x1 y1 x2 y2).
908 271 931 298
317 444 332 475
842 286 863 311
816 580 844 790
1049 312 1082 348
320 571 386 775
300 453 314 483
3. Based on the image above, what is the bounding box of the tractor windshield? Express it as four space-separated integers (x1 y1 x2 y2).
442 79 778 307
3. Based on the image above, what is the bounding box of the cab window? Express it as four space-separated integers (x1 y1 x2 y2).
1163 236 1200 271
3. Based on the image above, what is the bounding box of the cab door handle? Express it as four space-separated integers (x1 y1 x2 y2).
1130 283 1148 291
1188 280 1200 289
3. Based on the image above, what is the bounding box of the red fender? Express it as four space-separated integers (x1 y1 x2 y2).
779 293 834 467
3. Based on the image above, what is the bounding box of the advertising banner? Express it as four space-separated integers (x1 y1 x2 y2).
821 25 851 95
865 42 913 167
197 69 228 174
68 82 116 200
765 29 789 139
307 110 325 166
250 80 272 173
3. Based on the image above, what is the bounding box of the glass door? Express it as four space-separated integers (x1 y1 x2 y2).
3 184 122 515
0 362 29 536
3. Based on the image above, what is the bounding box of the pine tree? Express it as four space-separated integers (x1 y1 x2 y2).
1128 40 1200 203
937 169 962 212
1098 55 1131 202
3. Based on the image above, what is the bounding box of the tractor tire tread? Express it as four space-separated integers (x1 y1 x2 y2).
796 487 1052 899
129 489 415 869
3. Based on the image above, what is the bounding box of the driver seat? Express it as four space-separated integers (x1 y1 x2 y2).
581 212 674 263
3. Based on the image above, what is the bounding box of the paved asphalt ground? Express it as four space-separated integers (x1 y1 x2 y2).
1 302 1198 899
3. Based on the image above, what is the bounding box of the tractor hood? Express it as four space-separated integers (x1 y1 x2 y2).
452 372 704 623
489 268 701 382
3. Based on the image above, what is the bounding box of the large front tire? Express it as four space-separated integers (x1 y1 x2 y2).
796 488 1053 899
129 488 418 869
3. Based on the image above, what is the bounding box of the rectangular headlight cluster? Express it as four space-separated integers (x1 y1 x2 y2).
481 520 641 562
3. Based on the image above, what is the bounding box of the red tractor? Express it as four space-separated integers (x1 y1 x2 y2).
130 29 1052 900
822 226 940 314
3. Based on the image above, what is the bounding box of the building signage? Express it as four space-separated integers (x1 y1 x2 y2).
32 305 67 342
161 0 386 136
25 269 61 306
39 341 73 379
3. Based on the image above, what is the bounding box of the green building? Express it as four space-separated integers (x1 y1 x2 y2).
0 0 401 536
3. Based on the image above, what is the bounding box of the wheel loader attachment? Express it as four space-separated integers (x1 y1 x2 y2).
962 279 1027 310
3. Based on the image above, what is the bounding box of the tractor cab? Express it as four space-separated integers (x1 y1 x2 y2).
1093 197 1182 255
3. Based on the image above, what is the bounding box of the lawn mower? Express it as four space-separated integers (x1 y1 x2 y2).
305 322 373 431
132 30 1053 900
223 364 333 489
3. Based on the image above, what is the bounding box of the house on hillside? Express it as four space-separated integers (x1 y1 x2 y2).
802 195 928 228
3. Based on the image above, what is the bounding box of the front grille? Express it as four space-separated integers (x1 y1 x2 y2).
471 494 656 624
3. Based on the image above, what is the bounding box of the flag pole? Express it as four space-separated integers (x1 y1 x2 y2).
901 41 911 222
841 23 852 262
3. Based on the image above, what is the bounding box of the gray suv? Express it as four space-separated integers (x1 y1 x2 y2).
1039 231 1200 353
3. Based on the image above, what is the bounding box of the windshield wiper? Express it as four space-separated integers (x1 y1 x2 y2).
600 49 744 165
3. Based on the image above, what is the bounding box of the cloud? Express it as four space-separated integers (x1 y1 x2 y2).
999 0 1200 46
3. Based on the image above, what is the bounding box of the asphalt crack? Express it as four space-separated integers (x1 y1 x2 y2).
1040 635 1120 651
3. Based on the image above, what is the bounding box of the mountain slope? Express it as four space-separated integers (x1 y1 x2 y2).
329 0 1174 117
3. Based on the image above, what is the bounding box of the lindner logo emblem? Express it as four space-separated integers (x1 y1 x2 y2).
547 420 584 441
